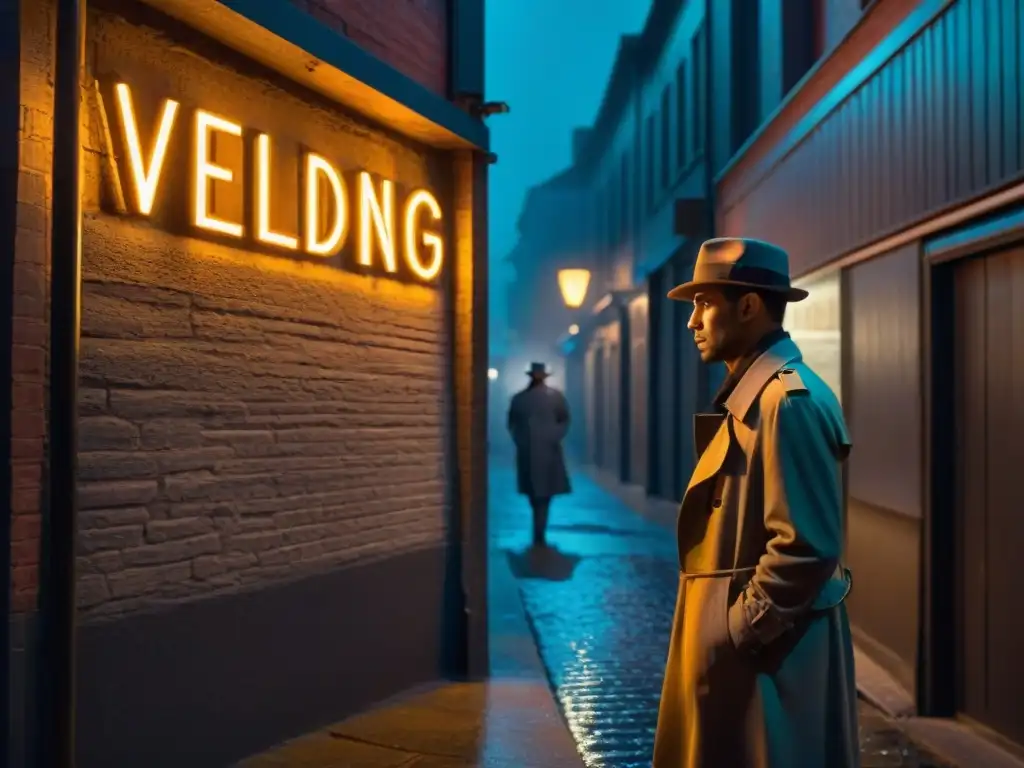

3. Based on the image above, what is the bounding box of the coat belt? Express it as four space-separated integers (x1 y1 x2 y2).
678 564 853 613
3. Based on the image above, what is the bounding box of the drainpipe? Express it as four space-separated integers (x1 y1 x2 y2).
698 0 716 408
0 0 21 762
37 0 84 763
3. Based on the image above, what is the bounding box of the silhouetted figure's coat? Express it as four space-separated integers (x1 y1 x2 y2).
507 364 571 547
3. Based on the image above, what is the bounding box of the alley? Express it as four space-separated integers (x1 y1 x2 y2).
490 463 953 768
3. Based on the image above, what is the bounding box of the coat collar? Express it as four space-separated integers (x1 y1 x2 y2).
723 336 803 423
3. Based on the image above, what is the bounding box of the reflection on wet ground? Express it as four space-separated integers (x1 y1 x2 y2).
491 464 953 768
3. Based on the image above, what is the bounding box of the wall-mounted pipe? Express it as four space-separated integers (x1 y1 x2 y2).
37 0 84 763
0 0 22 762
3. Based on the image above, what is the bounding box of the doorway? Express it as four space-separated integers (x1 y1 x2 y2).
952 244 1024 749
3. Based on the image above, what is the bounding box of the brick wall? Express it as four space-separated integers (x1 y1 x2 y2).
11 0 55 613
18 4 453 620
295 0 449 96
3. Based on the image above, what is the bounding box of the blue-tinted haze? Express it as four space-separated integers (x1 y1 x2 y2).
485 0 650 357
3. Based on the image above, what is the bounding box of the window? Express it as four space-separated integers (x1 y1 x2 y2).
606 180 616 248
619 153 629 240
691 24 707 156
675 61 688 169
660 86 671 188
645 114 655 210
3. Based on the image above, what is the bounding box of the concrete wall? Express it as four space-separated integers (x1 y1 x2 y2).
15 0 465 764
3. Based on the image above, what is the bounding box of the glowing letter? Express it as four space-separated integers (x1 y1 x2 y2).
254 133 299 250
403 189 444 280
193 110 244 237
304 153 347 256
357 171 397 272
112 83 178 215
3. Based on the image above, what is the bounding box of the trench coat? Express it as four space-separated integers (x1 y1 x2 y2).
653 336 859 768
507 383 572 499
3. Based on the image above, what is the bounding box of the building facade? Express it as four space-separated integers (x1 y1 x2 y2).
3 0 489 765
535 0 1024 757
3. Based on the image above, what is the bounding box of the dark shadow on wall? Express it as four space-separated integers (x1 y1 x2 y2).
75 548 448 768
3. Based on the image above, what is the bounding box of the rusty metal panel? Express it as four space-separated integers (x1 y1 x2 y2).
721 0 1024 277
847 243 922 517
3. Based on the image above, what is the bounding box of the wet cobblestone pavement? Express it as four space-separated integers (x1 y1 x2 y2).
490 464 954 768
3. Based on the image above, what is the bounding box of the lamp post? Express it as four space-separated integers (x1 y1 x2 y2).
556 269 590 463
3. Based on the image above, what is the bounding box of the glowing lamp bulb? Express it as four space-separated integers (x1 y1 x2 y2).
558 269 591 309
487 368 499 381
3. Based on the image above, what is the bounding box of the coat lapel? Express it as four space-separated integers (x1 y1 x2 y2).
685 416 730 494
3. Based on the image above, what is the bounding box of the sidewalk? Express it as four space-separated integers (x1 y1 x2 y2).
236 538 583 767
577 464 1024 768
491 462 957 768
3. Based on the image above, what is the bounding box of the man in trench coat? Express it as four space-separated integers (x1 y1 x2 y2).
507 362 572 547
653 238 859 768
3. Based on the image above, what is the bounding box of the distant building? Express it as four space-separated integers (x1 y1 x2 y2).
531 0 1024 756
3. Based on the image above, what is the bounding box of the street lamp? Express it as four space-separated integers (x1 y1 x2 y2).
557 268 591 309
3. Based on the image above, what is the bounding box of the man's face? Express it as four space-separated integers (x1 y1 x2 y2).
687 289 742 363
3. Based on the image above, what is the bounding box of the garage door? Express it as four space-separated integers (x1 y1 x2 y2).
955 244 1024 748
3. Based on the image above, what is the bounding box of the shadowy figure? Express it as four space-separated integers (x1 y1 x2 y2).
505 546 581 583
506 362 572 547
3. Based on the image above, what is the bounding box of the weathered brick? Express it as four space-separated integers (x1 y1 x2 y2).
145 517 215 543
80 416 140 451
109 390 247 421
155 446 235 474
120 533 222 567
79 479 159 509
193 552 256 580
77 575 111 608
79 388 108 415
201 429 275 445
79 525 144 554
107 562 192 599
79 506 150 529
226 530 282 553
79 451 159 481
163 472 277 503
77 551 123 575
140 419 205 450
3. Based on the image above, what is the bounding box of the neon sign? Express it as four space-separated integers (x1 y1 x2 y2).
104 82 445 282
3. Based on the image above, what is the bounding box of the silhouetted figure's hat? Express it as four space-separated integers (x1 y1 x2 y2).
526 362 552 377
667 237 809 302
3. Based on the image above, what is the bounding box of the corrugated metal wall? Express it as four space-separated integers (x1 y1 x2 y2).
844 243 923 688
723 0 1024 277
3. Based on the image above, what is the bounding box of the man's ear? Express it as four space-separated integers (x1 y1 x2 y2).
737 291 761 322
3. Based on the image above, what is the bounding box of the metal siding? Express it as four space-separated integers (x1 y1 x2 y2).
955 245 1024 747
722 0 1024 276
847 244 922 518
629 298 649 486
656 268 677 498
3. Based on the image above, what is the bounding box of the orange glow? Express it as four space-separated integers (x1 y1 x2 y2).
193 110 244 238
304 152 347 256
112 83 179 215
402 189 443 280
255 133 299 250
558 269 591 308
357 171 397 272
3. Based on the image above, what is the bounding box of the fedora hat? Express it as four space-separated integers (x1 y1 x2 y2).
526 362 552 377
667 237 808 302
